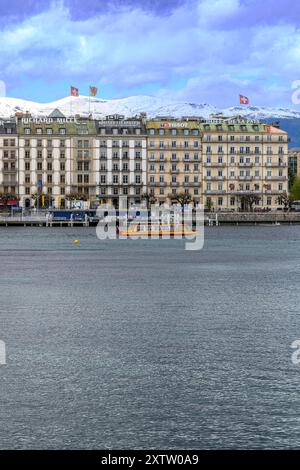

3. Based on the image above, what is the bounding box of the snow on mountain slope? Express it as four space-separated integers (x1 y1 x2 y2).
1 95 300 120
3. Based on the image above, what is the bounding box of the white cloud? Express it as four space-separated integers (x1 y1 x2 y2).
0 0 299 106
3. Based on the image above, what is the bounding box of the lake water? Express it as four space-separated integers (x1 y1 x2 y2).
0 225 300 449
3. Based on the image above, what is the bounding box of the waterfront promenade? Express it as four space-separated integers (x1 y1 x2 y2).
0 211 300 227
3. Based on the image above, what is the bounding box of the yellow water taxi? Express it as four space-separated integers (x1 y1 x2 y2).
120 223 198 237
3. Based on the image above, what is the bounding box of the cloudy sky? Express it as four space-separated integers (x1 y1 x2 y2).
0 0 300 106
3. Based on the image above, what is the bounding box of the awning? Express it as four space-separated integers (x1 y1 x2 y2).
7 199 18 206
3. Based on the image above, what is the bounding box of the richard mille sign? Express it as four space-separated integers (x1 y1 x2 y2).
20 117 80 124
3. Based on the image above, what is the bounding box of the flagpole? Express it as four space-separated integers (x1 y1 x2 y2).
70 86 72 117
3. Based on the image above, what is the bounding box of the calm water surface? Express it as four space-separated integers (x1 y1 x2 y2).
0 225 300 449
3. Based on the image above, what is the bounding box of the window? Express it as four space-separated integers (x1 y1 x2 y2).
60 128 66 135
46 128 53 135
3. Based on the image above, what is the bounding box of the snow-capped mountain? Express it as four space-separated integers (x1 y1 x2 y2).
1 95 300 120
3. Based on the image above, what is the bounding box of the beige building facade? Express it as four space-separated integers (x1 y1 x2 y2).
147 118 288 211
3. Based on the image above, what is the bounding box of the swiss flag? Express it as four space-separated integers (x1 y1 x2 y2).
71 86 79 97
239 94 249 105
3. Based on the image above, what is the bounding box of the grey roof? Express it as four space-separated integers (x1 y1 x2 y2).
48 108 66 119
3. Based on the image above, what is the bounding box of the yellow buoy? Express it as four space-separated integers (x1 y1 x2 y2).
74 239 79 245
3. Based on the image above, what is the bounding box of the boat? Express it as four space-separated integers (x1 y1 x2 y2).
120 223 199 237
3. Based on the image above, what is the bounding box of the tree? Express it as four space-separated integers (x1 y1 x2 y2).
205 197 213 211
172 192 192 207
239 194 261 212
276 192 295 211
66 192 88 202
291 176 300 201
142 192 157 209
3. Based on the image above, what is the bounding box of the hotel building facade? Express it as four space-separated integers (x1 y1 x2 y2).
147 118 288 211
0 110 289 211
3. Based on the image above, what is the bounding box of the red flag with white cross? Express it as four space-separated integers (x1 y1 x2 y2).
70 86 79 97
239 94 249 105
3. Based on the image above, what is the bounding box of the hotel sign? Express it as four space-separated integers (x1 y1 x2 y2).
98 120 140 126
